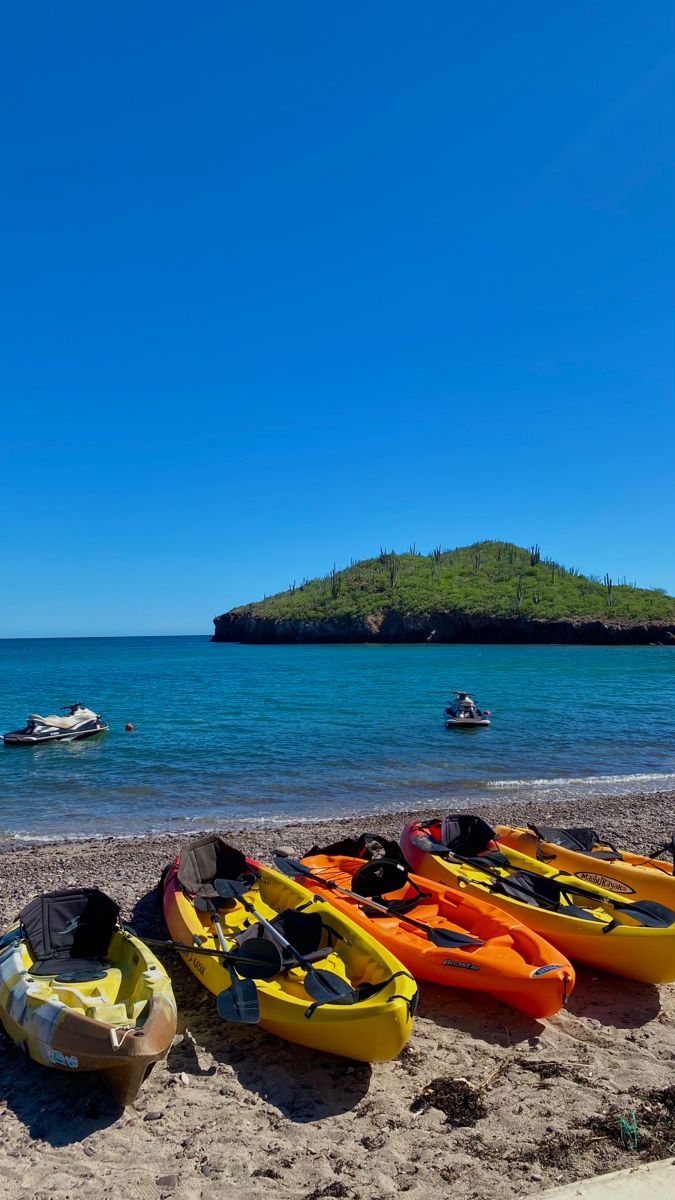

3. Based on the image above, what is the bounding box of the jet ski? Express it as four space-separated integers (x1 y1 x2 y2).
3 703 108 746
444 691 491 727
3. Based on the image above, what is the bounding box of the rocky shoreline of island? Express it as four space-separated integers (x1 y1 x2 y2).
213 606 675 645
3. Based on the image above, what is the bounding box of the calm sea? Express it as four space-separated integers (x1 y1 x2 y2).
0 637 674 841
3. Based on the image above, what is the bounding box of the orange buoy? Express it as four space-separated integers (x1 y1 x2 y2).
125 723 134 732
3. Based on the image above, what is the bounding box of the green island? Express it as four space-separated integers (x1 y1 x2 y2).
213 541 675 644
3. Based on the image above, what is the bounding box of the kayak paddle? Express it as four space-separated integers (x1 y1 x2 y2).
213 877 358 1007
194 895 262 1023
136 932 282 978
273 855 485 949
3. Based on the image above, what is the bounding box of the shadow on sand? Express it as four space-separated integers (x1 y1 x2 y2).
0 1028 122 1147
167 973 372 1121
416 980 547 1045
563 965 661 1028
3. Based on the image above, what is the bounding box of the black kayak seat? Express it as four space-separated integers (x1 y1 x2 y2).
440 814 497 858
177 836 251 899
19 888 119 978
307 832 405 864
528 823 620 859
349 857 431 917
236 908 328 968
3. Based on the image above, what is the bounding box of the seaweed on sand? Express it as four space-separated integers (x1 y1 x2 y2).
410 1077 488 1127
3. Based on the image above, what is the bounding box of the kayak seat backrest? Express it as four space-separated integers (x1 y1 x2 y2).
529 824 601 853
351 858 409 898
19 888 119 977
349 856 432 916
441 814 496 858
236 909 328 968
177 836 250 899
306 832 404 864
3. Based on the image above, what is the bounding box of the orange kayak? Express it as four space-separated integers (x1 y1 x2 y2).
290 835 574 1018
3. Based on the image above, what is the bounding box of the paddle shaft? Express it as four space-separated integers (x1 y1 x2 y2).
208 902 233 957
418 839 638 913
141 934 269 965
278 857 484 948
299 865 436 929
212 878 359 1005
235 893 314 967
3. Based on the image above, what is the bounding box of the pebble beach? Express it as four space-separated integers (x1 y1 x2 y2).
1 788 674 1200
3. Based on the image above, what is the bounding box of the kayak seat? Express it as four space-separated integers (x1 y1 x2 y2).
39 959 109 981
350 858 431 916
176 835 252 900
236 908 329 969
441 814 497 858
19 888 119 979
306 832 405 864
528 824 622 858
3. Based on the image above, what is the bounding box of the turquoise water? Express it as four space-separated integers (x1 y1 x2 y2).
0 637 674 841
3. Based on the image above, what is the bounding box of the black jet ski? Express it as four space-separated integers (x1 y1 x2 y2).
444 691 491 728
3 703 108 745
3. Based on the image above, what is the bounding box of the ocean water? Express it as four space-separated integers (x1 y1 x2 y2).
0 637 674 841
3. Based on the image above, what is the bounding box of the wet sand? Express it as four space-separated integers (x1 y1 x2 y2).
1 789 674 1200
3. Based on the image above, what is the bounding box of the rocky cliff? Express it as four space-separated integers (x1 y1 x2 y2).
212 608 675 645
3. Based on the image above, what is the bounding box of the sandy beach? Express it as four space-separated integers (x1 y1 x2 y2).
1 789 674 1200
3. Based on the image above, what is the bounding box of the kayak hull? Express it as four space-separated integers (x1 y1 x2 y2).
162 857 417 1062
401 820 675 985
0 928 176 1105
297 852 573 1018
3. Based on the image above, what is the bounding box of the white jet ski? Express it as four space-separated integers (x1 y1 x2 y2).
444 691 491 728
3 703 108 745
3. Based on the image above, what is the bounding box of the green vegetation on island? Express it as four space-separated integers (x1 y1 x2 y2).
237 542 675 624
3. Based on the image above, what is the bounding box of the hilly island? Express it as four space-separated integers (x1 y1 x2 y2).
213 541 675 645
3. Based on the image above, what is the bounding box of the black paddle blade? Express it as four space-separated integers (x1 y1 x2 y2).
351 858 409 897
273 855 309 878
216 975 260 1023
303 968 357 1004
213 877 249 901
228 940 282 980
426 926 485 948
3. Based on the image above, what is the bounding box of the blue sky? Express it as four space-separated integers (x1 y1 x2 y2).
1 3 673 636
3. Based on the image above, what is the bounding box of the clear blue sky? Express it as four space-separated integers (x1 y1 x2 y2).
1 3 673 636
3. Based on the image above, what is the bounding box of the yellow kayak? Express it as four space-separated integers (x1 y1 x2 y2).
162 836 418 1061
0 888 177 1106
401 816 675 984
496 823 675 907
